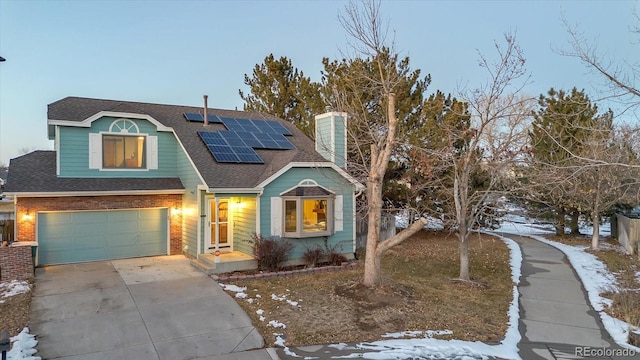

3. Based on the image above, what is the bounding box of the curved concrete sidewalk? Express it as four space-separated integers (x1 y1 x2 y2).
501 233 626 360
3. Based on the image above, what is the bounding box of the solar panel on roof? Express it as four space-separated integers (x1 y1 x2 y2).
184 113 204 122
269 133 296 149
207 115 222 123
206 146 240 163
234 131 264 148
199 116 296 163
266 121 292 136
198 131 228 146
237 153 264 163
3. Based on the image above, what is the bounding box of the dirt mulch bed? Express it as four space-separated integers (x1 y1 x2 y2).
222 230 513 346
0 280 34 337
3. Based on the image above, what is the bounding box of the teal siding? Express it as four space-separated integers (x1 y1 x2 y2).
58 116 177 177
231 196 257 256
37 208 168 265
315 116 332 162
259 167 356 260
176 142 204 258
333 115 346 168
315 114 347 168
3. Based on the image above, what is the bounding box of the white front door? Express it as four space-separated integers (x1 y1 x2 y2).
207 199 232 252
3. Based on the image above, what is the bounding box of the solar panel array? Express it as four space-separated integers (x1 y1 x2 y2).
183 113 223 123
196 116 296 163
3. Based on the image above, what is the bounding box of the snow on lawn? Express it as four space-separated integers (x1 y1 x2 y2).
219 283 246 293
218 234 524 359
0 280 31 304
526 234 640 352
286 234 524 360
382 330 453 339
7 327 40 360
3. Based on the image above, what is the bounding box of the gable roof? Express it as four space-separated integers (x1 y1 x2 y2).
5 151 184 195
48 97 329 189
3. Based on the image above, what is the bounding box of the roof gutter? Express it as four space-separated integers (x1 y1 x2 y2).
5 189 186 198
207 188 263 194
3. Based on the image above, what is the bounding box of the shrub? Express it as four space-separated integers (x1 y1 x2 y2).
302 247 324 268
324 242 348 265
327 250 348 266
250 233 294 271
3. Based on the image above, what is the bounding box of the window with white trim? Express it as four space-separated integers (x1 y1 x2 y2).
281 183 335 238
103 135 146 169
88 118 158 170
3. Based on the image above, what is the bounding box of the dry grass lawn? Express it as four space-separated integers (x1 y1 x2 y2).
225 230 513 346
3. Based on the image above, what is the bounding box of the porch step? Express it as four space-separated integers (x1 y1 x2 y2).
190 252 258 275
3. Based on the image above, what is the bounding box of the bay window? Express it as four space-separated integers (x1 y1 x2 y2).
283 197 333 237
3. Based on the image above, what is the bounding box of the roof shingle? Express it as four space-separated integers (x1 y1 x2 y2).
46 96 327 189
6 151 184 193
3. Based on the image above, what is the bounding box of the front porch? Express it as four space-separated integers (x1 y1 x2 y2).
190 251 257 274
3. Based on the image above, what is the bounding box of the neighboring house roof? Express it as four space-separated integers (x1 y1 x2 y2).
5 151 184 194
48 97 329 189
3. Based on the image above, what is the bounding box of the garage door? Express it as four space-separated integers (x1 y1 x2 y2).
37 208 168 265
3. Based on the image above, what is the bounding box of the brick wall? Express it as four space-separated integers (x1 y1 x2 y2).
16 194 183 255
0 245 34 281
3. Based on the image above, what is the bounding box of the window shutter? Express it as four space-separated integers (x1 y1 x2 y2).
271 197 282 236
88 133 101 169
148 136 158 170
335 195 344 232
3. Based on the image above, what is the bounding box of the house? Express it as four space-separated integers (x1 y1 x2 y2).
4 97 363 273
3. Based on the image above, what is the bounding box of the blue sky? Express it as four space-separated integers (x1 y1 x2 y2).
0 0 638 166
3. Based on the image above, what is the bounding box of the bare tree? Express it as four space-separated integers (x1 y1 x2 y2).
332 0 428 287
430 34 533 281
560 14 640 114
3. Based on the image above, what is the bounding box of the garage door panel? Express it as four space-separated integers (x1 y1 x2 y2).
38 209 168 265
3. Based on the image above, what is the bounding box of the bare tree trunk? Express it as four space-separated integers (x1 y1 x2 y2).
591 193 601 250
591 214 600 250
453 173 471 281
364 177 382 286
555 209 566 236
363 92 399 287
569 210 581 235
459 229 470 280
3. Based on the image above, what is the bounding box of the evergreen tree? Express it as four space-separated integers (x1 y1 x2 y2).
239 54 324 137
528 88 599 235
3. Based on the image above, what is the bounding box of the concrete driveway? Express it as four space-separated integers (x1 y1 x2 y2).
29 256 274 360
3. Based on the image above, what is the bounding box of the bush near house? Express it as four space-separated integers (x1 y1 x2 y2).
250 233 294 271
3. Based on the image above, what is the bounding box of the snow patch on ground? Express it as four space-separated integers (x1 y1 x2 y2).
219 284 246 293
0 280 31 304
268 320 287 329
527 234 640 352
329 233 523 360
234 292 247 299
271 294 286 301
382 330 453 339
256 309 264 315
7 327 40 360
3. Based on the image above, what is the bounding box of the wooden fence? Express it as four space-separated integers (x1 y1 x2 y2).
355 212 396 249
